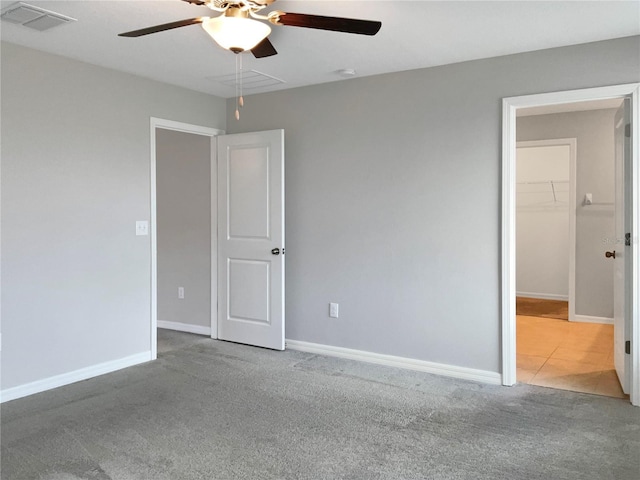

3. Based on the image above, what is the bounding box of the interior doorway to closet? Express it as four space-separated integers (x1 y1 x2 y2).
514 98 627 398
150 119 222 360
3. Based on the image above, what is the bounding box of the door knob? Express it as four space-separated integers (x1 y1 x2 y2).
605 251 616 259
271 248 280 255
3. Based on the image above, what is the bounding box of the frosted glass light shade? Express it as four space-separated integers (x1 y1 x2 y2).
202 16 271 52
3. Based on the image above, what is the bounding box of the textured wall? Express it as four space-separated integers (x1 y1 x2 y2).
226 36 639 373
1 42 226 390
157 129 212 330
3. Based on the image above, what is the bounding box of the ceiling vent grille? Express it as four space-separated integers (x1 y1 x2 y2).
207 70 286 90
1 2 76 31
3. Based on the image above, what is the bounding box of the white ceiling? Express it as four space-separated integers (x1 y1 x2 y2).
1 0 639 98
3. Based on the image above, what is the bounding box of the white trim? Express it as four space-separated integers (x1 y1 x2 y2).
630 83 640 406
568 137 578 323
152 118 222 137
150 122 158 360
150 118 224 357
502 83 640 407
571 315 614 325
502 97 517 387
158 320 211 336
0 352 151 403
516 292 569 301
286 340 502 385
507 84 640 109
210 136 218 340
516 137 577 321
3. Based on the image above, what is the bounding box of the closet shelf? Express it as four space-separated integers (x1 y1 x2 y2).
516 180 569 185
516 180 569 204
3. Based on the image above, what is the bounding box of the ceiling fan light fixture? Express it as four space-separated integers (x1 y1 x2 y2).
202 15 271 53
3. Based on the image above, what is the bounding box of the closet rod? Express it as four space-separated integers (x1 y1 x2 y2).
516 180 569 185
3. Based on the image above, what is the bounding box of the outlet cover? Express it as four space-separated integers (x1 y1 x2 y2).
136 220 149 236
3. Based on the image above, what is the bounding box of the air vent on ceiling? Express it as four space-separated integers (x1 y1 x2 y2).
207 70 286 90
1 2 76 31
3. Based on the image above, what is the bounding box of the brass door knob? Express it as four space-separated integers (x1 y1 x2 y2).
605 251 616 259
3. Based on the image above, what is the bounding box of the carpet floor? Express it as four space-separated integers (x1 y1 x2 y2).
2 330 639 480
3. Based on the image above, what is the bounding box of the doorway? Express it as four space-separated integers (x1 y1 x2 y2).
150 121 286 357
514 129 625 396
516 139 576 315
150 118 223 360
501 84 640 406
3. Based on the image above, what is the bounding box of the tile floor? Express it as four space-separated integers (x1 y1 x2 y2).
516 315 627 398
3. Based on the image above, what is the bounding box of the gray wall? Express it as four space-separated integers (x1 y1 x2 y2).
518 109 618 318
157 129 212 330
2 35 638 393
226 36 639 373
1 42 225 391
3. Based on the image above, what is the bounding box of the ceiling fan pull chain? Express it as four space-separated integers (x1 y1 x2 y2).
239 53 244 108
235 53 240 120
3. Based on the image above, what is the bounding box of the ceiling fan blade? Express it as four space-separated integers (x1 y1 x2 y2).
118 17 207 37
181 0 207 5
276 13 381 36
251 37 278 58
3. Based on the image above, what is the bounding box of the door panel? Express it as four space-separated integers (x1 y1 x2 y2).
218 130 285 350
228 147 270 238
613 101 630 393
228 259 270 324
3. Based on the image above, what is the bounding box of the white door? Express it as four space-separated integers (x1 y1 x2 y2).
217 130 285 350
613 101 630 393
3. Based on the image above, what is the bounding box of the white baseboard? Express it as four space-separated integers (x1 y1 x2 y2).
0 351 151 404
158 320 211 336
285 340 502 385
516 292 569 301
571 315 614 325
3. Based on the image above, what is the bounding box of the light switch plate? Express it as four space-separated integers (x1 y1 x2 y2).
136 220 149 236
584 193 593 205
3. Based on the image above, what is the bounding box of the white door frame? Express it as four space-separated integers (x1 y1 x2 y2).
515 138 577 317
150 118 224 360
501 83 640 405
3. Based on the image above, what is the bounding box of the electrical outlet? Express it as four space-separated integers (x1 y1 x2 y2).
329 302 339 318
136 220 149 236
178 287 185 299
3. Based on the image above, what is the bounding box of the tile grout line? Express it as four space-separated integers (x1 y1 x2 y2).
516 311 624 397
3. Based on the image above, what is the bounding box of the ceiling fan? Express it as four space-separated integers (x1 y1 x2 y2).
118 0 382 58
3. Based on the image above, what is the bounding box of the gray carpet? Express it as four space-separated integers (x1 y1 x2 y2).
2 330 639 480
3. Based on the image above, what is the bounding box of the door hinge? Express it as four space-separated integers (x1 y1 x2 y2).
626 340 631 355
625 123 631 138
626 233 631 246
